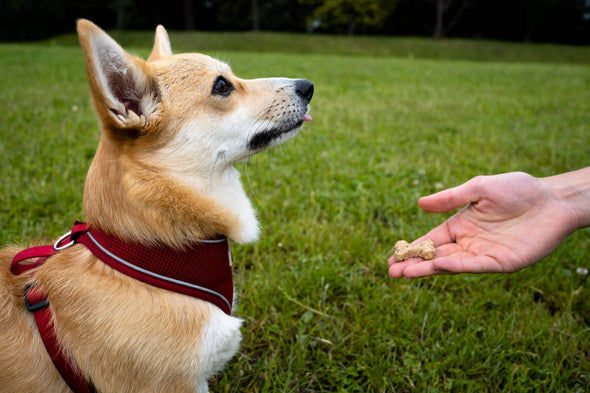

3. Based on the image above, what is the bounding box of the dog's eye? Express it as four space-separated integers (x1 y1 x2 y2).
212 76 232 96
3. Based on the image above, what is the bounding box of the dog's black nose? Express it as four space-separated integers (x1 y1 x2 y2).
295 79 314 103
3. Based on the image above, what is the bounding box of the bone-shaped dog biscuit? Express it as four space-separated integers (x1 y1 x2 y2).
393 239 436 261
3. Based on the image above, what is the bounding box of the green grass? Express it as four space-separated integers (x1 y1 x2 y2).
1 33 589 392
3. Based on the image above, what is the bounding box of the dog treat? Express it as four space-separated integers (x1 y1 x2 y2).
393 239 436 261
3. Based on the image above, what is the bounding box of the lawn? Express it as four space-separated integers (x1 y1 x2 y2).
1 31 589 392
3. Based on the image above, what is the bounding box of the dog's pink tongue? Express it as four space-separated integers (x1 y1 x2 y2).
303 114 313 122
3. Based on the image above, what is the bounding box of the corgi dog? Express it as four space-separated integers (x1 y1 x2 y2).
0 19 313 393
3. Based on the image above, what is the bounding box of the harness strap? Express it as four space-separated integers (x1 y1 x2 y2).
12 230 96 393
10 245 54 275
25 285 96 393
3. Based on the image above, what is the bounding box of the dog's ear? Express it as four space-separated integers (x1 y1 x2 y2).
77 19 162 133
148 25 173 62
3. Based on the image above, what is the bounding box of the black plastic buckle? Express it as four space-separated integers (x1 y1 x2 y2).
24 283 49 312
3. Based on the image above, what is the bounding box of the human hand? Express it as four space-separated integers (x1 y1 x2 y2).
388 172 585 279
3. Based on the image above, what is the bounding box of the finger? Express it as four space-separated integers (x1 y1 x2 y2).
418 176 485 213
389 257 423 278
432 255 506 274
387 258 415 276
387 254 398 268
390 259 456 279
396 254 500 278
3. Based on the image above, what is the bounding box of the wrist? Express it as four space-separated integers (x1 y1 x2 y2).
543 167 590 230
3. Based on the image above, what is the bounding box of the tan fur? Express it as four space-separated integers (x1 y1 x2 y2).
84 141 238 248
0 19 312 393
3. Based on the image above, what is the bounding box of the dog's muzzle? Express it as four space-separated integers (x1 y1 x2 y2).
248 79 314 151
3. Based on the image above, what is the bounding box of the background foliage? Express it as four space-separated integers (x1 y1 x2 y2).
0 0 589 43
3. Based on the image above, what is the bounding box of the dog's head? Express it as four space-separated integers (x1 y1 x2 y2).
77 20 313 245
77 19 313 171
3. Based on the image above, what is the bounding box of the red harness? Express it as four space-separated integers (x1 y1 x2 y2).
10 221 234 393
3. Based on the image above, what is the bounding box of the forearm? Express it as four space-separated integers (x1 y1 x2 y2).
542 167 590 230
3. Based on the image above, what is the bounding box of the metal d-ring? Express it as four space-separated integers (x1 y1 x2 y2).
53 230 74 251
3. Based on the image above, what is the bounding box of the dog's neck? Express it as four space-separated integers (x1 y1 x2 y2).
83 137 259 248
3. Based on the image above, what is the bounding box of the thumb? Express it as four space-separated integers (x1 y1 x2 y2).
418 176 484 213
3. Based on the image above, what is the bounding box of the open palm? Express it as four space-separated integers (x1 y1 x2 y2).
389 172 581 279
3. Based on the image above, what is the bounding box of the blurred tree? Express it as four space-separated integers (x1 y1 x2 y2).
523 0 560 42
432 0 471 39
211 0 308 32
252 0 260 30
109 0 134 30
299 0 398 35
184 0 196 30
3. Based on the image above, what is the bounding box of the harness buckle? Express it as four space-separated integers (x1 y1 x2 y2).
24 283 49 312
